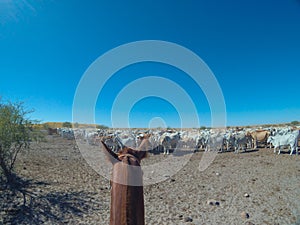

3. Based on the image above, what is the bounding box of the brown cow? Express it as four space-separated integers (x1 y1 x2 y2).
101 140 147 225
47 127 58 135
250 130 270 149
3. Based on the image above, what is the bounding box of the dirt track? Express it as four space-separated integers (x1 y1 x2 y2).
1 135 299 224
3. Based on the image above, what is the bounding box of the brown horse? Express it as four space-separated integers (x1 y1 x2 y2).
101 140 147 225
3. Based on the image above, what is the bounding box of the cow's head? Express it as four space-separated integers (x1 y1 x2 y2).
267 136 273 143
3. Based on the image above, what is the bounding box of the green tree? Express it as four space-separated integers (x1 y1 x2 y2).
290 121 300 126
43 122 50 130
96 124 109 129
0 100 33 183
62 121 72 128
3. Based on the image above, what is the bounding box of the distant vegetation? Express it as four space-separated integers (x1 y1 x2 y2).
96 124 109 129
34 122 109 129
62 121 72 128
290 120 300 126
31 120 300 130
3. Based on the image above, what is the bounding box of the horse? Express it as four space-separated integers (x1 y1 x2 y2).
101 140 147 225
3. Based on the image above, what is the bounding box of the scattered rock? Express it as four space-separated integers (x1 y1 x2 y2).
244 193 250 198
241 211 250 219
207 199 215 205
170 178 176 182
216 172 220 176
184 216 193 222
244 221 255 225
178 215 183 219
207 199 220 206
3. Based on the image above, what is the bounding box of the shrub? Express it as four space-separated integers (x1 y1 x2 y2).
290 121 300 126
62 121 72 128
96 124 109 129
0 100 34 183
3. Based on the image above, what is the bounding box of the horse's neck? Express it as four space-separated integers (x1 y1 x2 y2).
110 182 145 225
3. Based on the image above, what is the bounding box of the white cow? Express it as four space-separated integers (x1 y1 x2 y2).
102 135 120 153
223 131 235 152
159 132 180 155
114 133 137 149
205 131 225 152
196 130 210 150
233 131 252 153
267 130 300 155
180 131 200 150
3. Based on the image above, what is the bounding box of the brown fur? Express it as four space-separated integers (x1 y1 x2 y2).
47 127 58 135
101 141 147 225
250 130 270 148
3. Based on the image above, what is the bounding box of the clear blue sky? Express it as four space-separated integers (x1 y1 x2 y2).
1 0 300 127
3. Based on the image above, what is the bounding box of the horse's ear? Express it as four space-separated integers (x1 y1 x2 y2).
136 150 147 161
137 139 150 151
135 139 148 161
101 141 120 164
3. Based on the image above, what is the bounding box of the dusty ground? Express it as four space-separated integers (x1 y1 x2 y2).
1 135 299 225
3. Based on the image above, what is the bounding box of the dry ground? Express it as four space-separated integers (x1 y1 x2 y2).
1 135 299 225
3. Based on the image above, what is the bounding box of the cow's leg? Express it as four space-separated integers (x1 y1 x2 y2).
290 147 293 155
278 146 281 155
290 144 294 156
218 145 223 153
274 145 277 154
237 145 241 153
236 144 240 153
234 145 238 154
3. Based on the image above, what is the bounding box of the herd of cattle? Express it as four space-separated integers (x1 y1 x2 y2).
48 126 300 155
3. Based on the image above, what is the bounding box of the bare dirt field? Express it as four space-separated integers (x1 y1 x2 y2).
1 135 299 224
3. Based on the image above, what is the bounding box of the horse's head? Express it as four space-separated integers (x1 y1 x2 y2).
101 140 148 186
117 147 147 165
101 140 147 165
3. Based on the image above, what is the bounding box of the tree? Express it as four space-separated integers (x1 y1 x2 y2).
96 124 109 129
0 100 33 183
62 121 72 128
290 121 300 126
43 122 50 130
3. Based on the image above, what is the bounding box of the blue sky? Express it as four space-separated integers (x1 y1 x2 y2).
1 0 300 127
